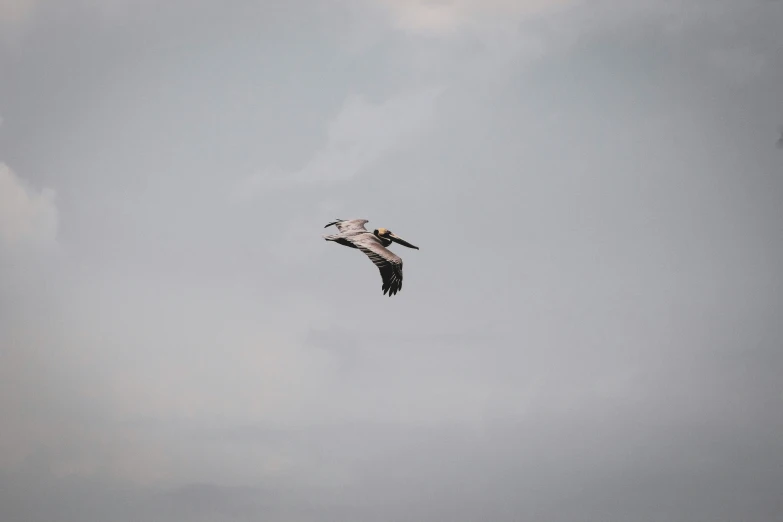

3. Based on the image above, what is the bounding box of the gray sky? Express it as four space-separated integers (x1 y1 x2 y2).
2 0 783 520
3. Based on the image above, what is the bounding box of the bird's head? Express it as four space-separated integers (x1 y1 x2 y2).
374 228 419 250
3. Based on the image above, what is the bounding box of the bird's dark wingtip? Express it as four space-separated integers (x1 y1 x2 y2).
383 284 400 297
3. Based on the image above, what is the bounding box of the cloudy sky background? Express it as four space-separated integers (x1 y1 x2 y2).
1 0 783 520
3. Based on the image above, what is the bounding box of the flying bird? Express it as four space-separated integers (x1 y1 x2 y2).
323 219 419 296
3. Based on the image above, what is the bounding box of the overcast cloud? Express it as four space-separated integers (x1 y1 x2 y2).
1 1 783 521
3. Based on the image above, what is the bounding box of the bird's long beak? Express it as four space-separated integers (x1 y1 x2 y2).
389 233 419 250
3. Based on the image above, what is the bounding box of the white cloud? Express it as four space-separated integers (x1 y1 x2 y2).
378 0 575 36
0 163 58 247
240 86 443 196
0 0 35 25
0 0 162 36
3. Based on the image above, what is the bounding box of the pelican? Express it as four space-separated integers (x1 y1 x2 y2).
323 219 420 296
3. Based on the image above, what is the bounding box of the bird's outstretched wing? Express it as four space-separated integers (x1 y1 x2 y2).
324 219 369 233
350 234 404 296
